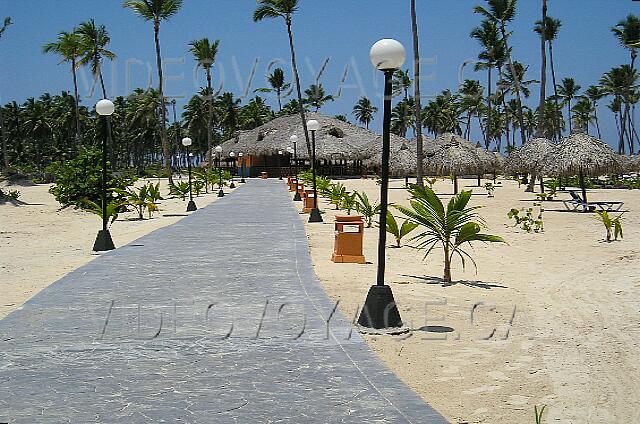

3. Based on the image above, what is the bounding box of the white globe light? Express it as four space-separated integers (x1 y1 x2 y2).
96 99 115 116
189 153 193 157
181 137 192 147
290 135 298 143
370 39 406 71
230 151 236 157
278 150 283 155
307 120 320 132
215 145 223 153
239 152 244 157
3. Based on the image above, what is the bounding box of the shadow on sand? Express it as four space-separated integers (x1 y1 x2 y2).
402 274 507 289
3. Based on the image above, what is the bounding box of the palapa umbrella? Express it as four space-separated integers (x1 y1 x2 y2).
426 133 481 193
364 134 421 177
542 132 619 202
506 137 556 191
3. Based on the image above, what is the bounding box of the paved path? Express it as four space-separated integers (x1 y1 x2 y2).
0 179 447 423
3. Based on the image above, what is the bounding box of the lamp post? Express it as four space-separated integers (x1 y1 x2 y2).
277 150 283 180
182 137 197 212
307 120 323 223
215 145 224 197
93 99 116 252
239 152 246 183
357 39 406 330
229 151 236 188
287 147 294 176
291 135 302 201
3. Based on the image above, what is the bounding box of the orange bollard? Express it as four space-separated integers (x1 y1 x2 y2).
331 215 366 264
261 171 268 179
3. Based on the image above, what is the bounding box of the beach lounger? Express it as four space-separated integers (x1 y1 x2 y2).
562 190 624 212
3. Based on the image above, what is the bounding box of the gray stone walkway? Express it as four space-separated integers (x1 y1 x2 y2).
0 179 447 423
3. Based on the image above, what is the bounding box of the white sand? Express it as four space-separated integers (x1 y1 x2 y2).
0 176 235 319
297 177 640 424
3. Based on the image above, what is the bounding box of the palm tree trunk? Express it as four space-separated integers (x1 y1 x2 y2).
500 25 527 145
411 0 424 187
594 103 602 139
486 67 492 149
0 106 8 170
536 0 547 138
286 16 311 157
466 111 472 139
276 88 282 112
443 245 452 283
153 19 173 184
71 58 82 150
206 70 213 171
548 42 561 139
568 99 572 134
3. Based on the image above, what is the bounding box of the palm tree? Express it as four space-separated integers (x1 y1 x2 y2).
76 20 115 99
411 0 425 187
391 98 415 137
43 31 84 149
601 65 639 153
555 78 583 134
585 86 606 139
256 68 291 111
0 17 12 170
572 98 596 134
423 91 461 136
189 37 220 170
241 96 273 129
535 0 547 138
0 17 11 40
123 0 182 184
352 97 378 129
253 0 312 157
475 0 527 145
303 84 333 112
392 69 412 99
535 16 562 140
471 19 505 148
458 80 484 139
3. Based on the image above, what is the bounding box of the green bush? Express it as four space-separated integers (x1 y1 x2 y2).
355 191 381 227
169 181 191 200
48 146 137 208
113 182 163 220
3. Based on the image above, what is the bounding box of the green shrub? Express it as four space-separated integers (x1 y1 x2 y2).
113 182 163 220
595 211 623 242
0 188 20 201
327 183 346 209
355 191 381 227
48 147 137 208
340 191 357 214
508 207 544 233
142 164 167 178
169 181 191 200
82 198 123 227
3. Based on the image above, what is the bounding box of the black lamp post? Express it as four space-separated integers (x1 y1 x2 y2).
215 145 224 197
357 39 406 330
287 147 294 176
278 150 283 180
291 135 302 202
239 152 246 183
93 99 116 252
182 137 197 212
307 119 323 223
229 151 236 188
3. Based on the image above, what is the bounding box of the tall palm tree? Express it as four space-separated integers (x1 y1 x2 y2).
391 98 415 137
76 20 115 99
256 68 291 112
0 17 11 170
303 84 333 112
189 37 220 170
241 96 273 129
43 31 84 149
352 97 378 129
253 0 312 156
471 19 505 149
411 0 425 186
585 86 606 139
0 17 11 40
555 78 583 134
572 98 596 134
536 0 547 138
535 16 562 140
475 0 527 145
392 69 412 100
124 0 182 184
458 80 484 139
601 65 639 153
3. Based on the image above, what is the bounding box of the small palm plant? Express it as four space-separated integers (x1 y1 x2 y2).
595 211 624 242
327 183 346 209
316 176 332 196
395 185 505 283
534 405 546 424
192 180 205 196
355 191 381 227
82 198 122 227
113 182 163 220
340 191 357 215
169 181 190 200
385 211 417 247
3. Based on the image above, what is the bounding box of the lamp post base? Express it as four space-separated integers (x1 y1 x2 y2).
186 200 197 212
218 189 225 198
93 229 115 252
230 182 236 189
308 208 323 223
293 191 302 201
357 285 403 329
240 178 246 183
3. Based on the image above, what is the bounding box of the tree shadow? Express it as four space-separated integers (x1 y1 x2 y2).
415 325 455 333
402 274 508 289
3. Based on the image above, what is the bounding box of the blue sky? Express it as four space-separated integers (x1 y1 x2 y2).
0 0 639 148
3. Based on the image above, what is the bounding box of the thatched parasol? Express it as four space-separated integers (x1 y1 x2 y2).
363 134 422 176
426 133 482 193
506 137 556 174
542 133 619 202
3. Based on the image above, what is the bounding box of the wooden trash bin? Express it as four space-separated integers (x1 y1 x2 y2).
288 177 298 191
296 182 305 193
261 171 268 179
331 215 365 264
302 190 316 213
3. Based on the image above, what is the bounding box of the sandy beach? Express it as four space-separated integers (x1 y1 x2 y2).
297 177 640 424
0 176 235 319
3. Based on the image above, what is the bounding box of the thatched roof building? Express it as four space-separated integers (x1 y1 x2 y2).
542 133 619 176
506 137 556 174
426 133 482 175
